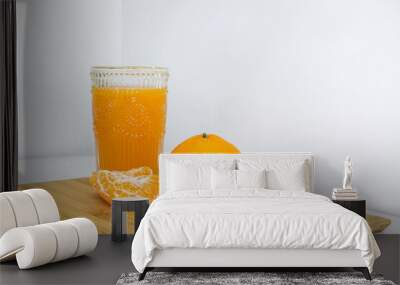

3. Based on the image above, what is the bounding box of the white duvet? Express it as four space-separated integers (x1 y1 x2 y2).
131 190 380 273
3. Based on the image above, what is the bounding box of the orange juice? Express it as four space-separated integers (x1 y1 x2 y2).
92 87 167 172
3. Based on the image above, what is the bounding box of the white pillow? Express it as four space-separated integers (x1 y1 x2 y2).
273 163 306 191
236 169 267 189
238 159 308 191
211 169 268 190
165 159 236 192
211 169 236 190
167 163 211 191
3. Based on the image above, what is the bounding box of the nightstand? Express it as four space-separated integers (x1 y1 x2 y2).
332 199 366 218
111 197 149 242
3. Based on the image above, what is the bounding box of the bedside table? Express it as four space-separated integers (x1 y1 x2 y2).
111 197 149 242
332 199 366 218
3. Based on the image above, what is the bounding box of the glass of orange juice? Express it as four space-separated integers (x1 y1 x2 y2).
90 66 168 173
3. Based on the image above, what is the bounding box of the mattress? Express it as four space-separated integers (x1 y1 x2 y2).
131 190 380 273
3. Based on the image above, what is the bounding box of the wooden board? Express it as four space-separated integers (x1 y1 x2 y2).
18 178 116 234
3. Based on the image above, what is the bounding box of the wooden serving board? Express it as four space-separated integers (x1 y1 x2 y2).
18 178 131 234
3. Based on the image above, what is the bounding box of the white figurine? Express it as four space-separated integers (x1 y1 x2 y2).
342 156 353 190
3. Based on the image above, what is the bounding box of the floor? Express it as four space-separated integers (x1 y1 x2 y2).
374 234 400 283
1 235 398 285
0 236 134 285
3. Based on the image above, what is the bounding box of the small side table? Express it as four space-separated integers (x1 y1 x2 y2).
332 199 366 218
112 197 149 242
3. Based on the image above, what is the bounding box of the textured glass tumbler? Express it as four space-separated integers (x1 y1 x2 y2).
90 66 169 173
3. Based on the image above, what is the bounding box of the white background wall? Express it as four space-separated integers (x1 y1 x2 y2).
17 0 400 232
17 0 122 183
122 0 400 231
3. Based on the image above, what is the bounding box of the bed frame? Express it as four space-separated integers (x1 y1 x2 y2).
139 153 371 280
140 248 370 280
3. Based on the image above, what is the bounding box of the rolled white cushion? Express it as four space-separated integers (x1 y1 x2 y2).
0 218 98 269
0 196 17 237
62 218 98 257
0 226 57 269
23 189 60 224
42 221 79 262
0 189 60 239
0 192 39 227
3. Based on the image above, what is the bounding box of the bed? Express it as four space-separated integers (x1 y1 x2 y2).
131 153 380 280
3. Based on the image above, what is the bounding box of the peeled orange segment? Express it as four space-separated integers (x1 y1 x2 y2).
90 166 159 204
125 166 153 177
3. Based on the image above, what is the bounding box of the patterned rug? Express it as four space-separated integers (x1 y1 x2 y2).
116 272 396 285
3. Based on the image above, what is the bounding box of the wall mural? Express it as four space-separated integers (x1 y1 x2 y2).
89 66 240 204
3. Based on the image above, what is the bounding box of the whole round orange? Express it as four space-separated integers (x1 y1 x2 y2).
171 133 240 154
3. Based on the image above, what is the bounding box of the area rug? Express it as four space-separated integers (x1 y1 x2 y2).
116 272 396 285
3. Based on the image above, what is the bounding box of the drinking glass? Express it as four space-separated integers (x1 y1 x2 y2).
90 66 168 173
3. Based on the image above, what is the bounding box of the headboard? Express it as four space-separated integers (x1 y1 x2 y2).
159 153 314 194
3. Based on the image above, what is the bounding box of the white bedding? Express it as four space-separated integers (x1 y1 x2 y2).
131 190 380 273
